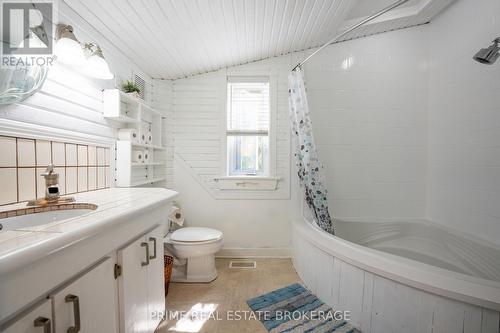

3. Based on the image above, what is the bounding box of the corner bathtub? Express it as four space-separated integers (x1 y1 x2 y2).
292 218 500 333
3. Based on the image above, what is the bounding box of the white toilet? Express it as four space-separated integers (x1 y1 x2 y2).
166 227 223 283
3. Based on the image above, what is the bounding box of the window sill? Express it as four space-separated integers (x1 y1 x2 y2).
214 176 280 191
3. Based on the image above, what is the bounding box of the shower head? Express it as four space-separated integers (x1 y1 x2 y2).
473 38 500 65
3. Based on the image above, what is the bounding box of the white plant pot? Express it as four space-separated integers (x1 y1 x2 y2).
125 91 140 99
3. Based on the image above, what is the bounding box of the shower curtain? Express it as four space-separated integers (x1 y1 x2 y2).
288 67 334 234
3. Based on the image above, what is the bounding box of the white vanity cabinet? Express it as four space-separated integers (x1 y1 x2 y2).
0 188 177 333
2 258 117 333
50 257 118 333
2 300 52 333
118 225 165 333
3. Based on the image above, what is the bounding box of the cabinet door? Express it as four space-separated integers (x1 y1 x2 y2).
118 235 150 333
147 226 166 331
51 257 118 333
3 300 52 333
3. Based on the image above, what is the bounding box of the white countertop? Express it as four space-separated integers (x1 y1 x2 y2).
0 188 177 275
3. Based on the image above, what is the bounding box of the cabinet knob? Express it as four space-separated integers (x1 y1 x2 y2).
141 242 150 266
65 294 81 333
34 316 51 333
149 237 157 260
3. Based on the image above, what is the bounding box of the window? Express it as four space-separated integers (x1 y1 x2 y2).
226 77 270 176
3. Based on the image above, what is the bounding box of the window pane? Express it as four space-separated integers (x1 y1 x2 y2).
227 82 269 131
227 135 269 176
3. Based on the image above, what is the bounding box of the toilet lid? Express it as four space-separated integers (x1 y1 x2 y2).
170 227 223 243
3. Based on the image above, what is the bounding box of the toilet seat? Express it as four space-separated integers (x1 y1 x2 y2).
170 227 223 243
168 227 224 283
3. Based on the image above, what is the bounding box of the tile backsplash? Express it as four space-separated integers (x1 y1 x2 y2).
0 136 111 206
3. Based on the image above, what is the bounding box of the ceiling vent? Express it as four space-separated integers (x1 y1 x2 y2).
134 74 146 100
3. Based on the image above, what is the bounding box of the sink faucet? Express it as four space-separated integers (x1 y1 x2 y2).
42 164 60 202
27 164 74 206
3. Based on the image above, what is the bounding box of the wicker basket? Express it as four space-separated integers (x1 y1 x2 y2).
164 255 174 296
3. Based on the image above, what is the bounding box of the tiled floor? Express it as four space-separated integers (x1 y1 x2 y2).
156 258 300 333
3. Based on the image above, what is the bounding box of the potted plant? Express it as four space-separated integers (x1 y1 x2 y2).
121 80 141 98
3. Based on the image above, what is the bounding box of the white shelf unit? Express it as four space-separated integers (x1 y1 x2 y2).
103 89 166 187
131 142 165 150
115 141 167 187
132 161 165 167
103 89 141 124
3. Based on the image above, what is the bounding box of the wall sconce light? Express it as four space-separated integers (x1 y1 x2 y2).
83 43 114 80
55 24 86 66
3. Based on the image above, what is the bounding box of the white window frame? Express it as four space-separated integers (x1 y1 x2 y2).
217 74 279 190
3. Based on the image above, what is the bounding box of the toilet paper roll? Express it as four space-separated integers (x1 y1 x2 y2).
118 128 139 143
132 150 143 163
143 149 150 164
169 206 184 226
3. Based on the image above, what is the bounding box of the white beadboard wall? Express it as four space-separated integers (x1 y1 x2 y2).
300 26 429 219
0 0 152 142
427 0 500 245
171 59 292 199
159 57 295 255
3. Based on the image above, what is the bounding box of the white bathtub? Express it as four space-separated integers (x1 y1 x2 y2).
292 218 500 333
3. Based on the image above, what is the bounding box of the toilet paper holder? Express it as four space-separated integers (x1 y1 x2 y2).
168 205 184 232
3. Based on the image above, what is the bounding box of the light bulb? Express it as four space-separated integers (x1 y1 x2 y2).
55 24 86 67
84 44 114 80
86 53 114 80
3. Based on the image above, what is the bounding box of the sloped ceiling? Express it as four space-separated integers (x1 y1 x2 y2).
64 0 455 80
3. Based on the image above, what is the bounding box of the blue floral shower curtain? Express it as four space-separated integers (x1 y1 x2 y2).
288 67 334 234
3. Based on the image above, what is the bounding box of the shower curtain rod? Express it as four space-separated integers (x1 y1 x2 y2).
292 0 411 71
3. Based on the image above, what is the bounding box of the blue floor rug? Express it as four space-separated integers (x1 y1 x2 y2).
247 283 361 333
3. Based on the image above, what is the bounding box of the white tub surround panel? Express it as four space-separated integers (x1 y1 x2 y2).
299 26 429 219
0 188 177 324
426 0 500 245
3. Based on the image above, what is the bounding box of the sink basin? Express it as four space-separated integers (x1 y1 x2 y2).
0 205 97 231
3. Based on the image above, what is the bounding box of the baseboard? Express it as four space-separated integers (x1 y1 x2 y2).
216 247 291 258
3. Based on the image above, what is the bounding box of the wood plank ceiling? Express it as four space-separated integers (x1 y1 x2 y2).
64 0 456 80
